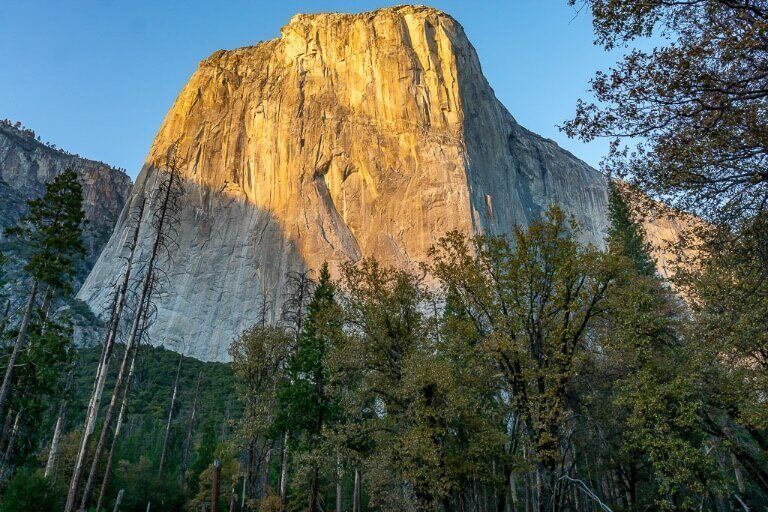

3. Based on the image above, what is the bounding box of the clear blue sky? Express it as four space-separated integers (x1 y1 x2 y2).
0 1 623 180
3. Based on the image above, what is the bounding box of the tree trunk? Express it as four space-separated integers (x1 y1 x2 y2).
44 405 65 478
0 409 13 451
241 473 247 510
509 473 519 512
112 488 125 512
0 410 21 474
159 351 183 477
261 443 273 500
96 354 138 512
0 280 37 425
79 278 154 511
45 367 74 479
229 486 238 512
535 467 543 512
66 197 145 512
279 432 289 512
212 458 222 512
309 464 319 512
336 453 343 512
245 440 254 501
353 467 361 512
497 462 512 512
0 300 11 340
523 471 531 512
182 369 203 485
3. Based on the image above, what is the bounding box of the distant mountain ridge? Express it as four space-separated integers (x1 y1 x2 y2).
0 120 133 269
0 120 132 338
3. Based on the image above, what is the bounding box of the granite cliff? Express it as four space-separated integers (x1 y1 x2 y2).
0 121 133 269
79 6 687 361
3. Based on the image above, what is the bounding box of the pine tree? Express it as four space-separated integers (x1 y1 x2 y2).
275 262 341 512
607 182 656 277
590 184 716 510
0 169 85 431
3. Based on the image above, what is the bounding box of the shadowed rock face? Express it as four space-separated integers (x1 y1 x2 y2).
79 6 684 361
0 122 132 272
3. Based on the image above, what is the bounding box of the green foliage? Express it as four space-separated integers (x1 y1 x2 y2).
0 469 59 512
67 344 237 509
5 311 75 465
564 0 768 224
4 168 86 291
607 182 656 276
111 456 186 512
676 214 768 507
0 184 763 512
187 447 239 512
222 206 766 511
564 3 768 508
427 207 620 508
276 262 341 439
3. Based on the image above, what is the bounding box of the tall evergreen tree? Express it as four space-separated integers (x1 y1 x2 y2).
585 187 717 511
0 169 85 430
275 262 341 512
607 182 656 277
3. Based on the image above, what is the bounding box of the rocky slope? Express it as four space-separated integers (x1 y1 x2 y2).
0 121 133 268
0 121 133 344
79 6 685 361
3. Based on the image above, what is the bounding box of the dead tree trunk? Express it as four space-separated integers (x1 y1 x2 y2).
96 351 141 512
309 464 319 512
279 432 290 512
241 473 247 510
159 350 183 477
44 367 74 478
182 370 203 485
65 197 145 512
336 453 343 512
212 458 222 512
112 489 125 512
0 280 37 425
79 277 154 511
229 486 238 512
353 467 361 512
82 196 145 444
78 147 182 512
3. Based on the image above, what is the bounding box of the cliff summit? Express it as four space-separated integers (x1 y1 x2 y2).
79 6 686 361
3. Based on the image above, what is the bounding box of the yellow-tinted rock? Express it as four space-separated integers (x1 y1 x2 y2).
79 6 685 361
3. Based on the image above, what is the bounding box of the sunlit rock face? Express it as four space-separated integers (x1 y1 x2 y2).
79 6 683 361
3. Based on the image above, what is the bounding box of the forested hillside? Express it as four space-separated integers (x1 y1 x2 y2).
4 345 236 511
